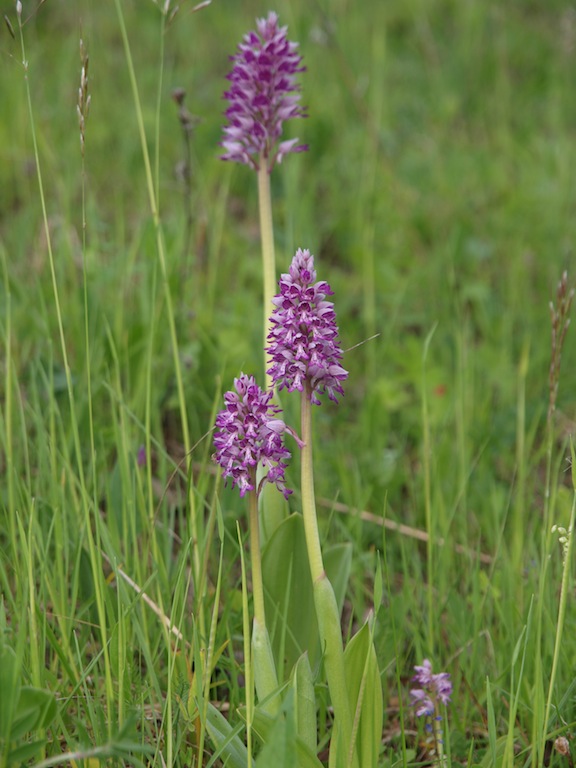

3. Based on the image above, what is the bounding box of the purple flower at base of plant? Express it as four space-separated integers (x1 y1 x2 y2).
266 248 348 405
221 11 307 171
410 659 452 717
213 373 296 499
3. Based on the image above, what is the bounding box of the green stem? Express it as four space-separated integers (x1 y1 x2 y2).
248 485 279 713
432 707 447 767
422 325 437 649
113 4 202 638
543 442 576 746
257 157 287 538
249 483 268 631
257 159 276 389
300 385 357 767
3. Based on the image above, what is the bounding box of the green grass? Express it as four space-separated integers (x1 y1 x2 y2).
1 0 575 765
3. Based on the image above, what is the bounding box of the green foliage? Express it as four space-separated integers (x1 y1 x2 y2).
292 653 317 755
262 513 352 676
329 619 383 768
0 633 56 768
1 0 576 765
253 696 324 768
205 703 248 768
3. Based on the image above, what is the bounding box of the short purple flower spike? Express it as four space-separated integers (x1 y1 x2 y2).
266 248 348 405
221 11 307 171
410 659 452 717
213 373 293 498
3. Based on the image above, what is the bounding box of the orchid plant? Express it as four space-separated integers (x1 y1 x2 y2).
213 11 382 768
410 660 453 766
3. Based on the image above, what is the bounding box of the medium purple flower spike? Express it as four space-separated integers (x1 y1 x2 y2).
266 248 348 405
221 11 307 171
410 659 452 717
213 373 293 498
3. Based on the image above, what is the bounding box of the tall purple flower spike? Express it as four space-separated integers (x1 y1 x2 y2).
410 659 452 717
213 373 294 498
221 11 307 171
267 248 348 405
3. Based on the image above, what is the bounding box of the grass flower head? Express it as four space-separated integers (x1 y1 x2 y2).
213 373 294 498
221 11 307 171
267 248 348 405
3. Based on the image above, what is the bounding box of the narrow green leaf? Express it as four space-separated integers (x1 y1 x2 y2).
324 542 352 618
205 702 248 768
486 677 497 768
373 554 383 616
292 653 317 754
0 643 19 739
338 620 383 768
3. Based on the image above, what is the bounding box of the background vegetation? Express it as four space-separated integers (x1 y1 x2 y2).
1 0 575 765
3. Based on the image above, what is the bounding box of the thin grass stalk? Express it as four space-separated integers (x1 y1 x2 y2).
16 9 115 725
382 533 409 768
112 1 203 634
503 597 533 768
113 0 191 454
198 539 225 768
422 325 437 648
78 37 98 548
19 506 40 687
0 249 16 559
165 549 195 768
533 273 573 766
143 261 164 579
542 442 576 751
511 340 529 574
455 325 469 543
359 29 385 382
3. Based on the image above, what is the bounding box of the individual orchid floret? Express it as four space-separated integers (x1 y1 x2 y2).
221 11 307 171
213 373 300 499
410 659 452 717
266 248 348 405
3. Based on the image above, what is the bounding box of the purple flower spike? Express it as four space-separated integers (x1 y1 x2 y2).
221 11 307 171
213 373 294 498
410 659 452 717
267 248 348 405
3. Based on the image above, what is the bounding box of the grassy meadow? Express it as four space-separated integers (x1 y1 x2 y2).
1 0 576 765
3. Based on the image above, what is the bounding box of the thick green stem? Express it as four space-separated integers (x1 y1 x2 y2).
248 485 279 713
257 157 286 537
249 483 268 631
257 159 276 390
300 386 358 767
300 394 324 584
